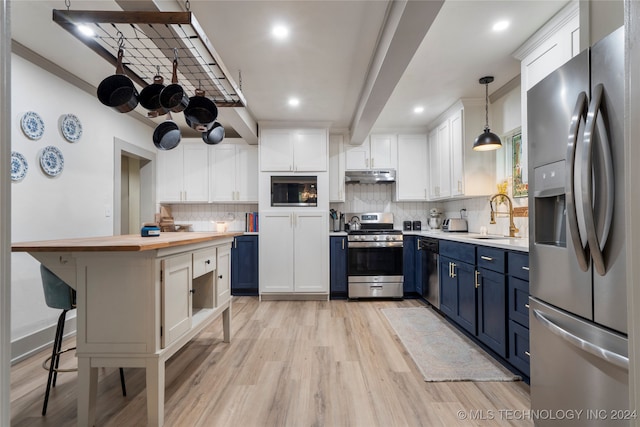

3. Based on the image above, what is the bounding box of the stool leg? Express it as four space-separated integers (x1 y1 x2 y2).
42 310 67 416
51 310 67 388
119 368 127 396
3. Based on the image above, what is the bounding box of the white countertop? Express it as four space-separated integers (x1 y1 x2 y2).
329 230 528 252
403 230 529 252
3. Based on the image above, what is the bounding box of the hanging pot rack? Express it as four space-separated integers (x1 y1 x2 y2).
52 9 246 108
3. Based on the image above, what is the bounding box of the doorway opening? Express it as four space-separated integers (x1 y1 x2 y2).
113 139 156 235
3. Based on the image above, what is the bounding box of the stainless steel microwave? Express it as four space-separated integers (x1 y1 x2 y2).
271 176 318 207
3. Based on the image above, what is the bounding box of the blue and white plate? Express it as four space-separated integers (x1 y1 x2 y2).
39 146 64 177
61 114 82 142
11 151 28 181
21 111 45 140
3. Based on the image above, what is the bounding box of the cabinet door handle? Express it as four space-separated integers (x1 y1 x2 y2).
190 289 196 294
480 256 494 261
448 262 452 278
451 262 457 278
205 259 211 265
417 239 420 251
218 274 223 279
525 351 530 357
475 270 480 288
525 303 530 309
342 238 345 250
522 266 530 271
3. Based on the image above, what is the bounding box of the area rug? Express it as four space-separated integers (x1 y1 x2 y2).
381 307 520 382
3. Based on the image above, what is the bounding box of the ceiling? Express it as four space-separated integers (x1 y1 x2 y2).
10 0 569 144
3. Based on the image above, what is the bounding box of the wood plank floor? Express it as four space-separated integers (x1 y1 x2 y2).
11 297 532 426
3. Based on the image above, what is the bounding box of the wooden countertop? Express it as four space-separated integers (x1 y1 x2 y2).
11 232 242 253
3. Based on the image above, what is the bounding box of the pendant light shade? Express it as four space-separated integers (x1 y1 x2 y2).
473 76 502 151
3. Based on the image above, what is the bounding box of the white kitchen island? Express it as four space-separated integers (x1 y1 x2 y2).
12 232 240 427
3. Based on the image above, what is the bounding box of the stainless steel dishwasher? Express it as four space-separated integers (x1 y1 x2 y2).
419 237 439 309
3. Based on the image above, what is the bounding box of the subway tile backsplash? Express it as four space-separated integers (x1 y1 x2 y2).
166 184 529 238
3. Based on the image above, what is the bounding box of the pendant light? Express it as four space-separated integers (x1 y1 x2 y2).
473 76 502 151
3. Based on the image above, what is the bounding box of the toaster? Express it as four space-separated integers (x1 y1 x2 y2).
442 218 468 232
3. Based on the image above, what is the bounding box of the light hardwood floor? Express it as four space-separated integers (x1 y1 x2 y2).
11 297 532 426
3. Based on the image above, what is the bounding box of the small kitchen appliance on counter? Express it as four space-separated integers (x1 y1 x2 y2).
403 221 412 231
441 218 468 232
345 212 403 299
141 223 160 237
412 220 421 231
428 208 443 229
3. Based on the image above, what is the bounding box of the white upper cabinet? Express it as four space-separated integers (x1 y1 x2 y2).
260 128 327 172
345 134 397 170
427 100 495 200
329 134 345 202
157 140 209 203
513 2 580 186
396 134 428 201
210 140 258 203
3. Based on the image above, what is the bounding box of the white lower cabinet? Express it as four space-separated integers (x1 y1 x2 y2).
161 253 192 348
160 242 232 348
259 211 328 294
216 244 231 305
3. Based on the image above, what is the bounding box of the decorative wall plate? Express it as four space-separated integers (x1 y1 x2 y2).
20 111 45 140
61 114 82 142
39 146 64 177
11 151 28 181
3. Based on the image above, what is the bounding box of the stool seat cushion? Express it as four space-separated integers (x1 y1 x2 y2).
40 265 76 310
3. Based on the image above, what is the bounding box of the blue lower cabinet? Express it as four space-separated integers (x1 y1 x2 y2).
509 319 530 377
403 235 417 296
330 236 348 297
477 267 507 358
231 235 259 296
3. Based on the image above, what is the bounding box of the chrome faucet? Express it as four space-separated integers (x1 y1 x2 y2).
489 193 519 237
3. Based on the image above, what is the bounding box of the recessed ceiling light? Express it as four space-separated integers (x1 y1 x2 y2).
77 24 95 37
413 106 424 114
272 24 289 40
493 20 510 32
288 97 300 107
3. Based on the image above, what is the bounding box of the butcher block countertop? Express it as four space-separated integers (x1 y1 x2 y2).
11 232 242 252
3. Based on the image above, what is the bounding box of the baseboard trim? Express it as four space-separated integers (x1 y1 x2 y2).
260 293 329 301
11 317 77 365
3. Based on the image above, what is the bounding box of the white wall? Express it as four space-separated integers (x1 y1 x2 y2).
10 54 154 360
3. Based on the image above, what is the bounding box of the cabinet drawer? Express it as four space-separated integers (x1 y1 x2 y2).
477 246 505 273
508 252 529 280
508 320 530 377
192 248 216 278
440 240 475 265
508 277 530 327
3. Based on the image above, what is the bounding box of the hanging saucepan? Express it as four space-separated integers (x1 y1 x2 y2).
159 55 190 113
184 89 218 132
153 112 181 150
97 48 139 113
139 67 167 117
202 122 225 145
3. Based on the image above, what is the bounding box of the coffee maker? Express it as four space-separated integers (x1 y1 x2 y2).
427 208 442 229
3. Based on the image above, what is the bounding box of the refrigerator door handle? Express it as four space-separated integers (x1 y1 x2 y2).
582 84 615 276
565 91 590 271
533 308 629 370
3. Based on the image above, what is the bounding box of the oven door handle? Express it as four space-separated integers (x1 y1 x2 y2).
347 241 404 248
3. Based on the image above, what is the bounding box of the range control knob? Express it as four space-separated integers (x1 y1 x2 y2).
373 236 379 241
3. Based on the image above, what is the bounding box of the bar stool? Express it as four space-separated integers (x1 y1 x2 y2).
40 264 127 415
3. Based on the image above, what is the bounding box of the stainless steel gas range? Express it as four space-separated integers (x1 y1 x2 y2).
346 212 403 299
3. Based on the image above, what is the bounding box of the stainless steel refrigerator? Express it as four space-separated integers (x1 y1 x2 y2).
528 26 628 426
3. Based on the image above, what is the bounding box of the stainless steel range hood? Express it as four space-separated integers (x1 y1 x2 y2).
345 170 396 184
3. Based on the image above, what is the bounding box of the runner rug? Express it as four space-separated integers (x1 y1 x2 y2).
381 307 521 382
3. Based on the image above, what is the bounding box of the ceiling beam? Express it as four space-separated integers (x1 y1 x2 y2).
349 0 444 145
